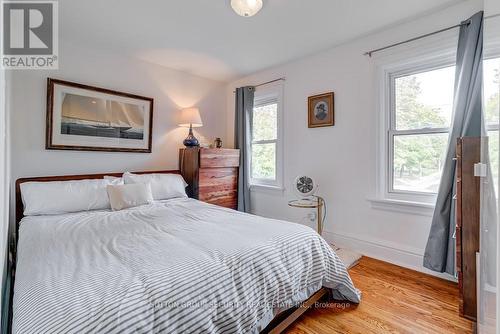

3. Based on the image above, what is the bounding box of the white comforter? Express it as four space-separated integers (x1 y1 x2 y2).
13 198 360 334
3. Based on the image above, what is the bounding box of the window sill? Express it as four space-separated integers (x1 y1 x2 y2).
249 184 285 194
367 198 435 217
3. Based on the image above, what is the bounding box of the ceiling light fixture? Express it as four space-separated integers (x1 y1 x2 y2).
231 0 263 17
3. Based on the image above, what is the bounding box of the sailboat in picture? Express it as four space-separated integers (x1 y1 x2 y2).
60 93 145 140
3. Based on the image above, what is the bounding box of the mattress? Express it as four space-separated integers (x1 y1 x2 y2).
13 198 360 333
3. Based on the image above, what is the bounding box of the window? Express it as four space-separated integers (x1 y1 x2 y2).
376 48 499 213
484 57 500 195
385 56 500 201
390 65 455 195
374 49 460 209
249 84 283 189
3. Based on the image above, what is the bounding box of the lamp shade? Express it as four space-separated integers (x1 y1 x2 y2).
178 107 203 128
231 0 263 17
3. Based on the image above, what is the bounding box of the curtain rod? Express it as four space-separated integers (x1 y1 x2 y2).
364 21 469 57
233 77 285 93
364 14 499 57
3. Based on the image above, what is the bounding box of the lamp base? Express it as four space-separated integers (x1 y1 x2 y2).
183 126 199 147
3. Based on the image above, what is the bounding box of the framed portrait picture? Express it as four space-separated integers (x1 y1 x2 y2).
308 92 334 128
46 78 154 153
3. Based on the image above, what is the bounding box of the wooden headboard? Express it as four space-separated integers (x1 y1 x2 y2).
15 169 181 238
9 170 180 333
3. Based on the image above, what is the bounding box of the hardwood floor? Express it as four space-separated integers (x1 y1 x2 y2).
285 257 474 334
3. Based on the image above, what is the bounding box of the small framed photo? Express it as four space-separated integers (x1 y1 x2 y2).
308 92 334 128
46 78 154 153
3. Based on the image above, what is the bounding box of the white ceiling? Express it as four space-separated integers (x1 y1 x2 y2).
61 0 466 82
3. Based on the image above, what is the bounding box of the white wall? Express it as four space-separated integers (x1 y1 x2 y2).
8 40 227 223
485 0 499 14
481 1 499 333
226 0 483 278
0 64 9 332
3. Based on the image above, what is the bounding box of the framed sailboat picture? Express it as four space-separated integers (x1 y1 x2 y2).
46 78 153 153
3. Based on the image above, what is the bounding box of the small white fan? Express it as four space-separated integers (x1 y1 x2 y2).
294 175 318 198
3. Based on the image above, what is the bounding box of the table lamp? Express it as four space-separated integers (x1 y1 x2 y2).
178 107 203 147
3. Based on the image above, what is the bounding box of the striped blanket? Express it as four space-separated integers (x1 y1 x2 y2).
13 198 360 333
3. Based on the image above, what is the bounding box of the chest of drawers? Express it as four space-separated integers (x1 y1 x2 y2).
180 148 240 209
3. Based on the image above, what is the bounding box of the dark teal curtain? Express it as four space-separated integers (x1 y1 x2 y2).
234 87 254 213
424 11 484 274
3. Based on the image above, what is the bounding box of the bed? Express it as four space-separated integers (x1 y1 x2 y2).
12 171 361 334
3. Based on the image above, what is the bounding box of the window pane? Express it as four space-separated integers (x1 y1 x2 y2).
484 58 500 127
393 133 448 193
251 143 276 180
395 66 455 130
253 103 277 141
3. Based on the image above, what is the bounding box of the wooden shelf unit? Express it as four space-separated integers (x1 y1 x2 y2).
455 137 481 321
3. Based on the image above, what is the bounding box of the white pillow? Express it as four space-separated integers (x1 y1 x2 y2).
21 178 122 216
103 175 124 184
107 183 154 211
122 172 187 200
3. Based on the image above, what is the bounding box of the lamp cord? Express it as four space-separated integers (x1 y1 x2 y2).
322 197 327 227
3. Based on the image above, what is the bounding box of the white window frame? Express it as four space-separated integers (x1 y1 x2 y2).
248 82 284 191
388 62 455 196
484 52 500 134
483 53 500 197
373 45 458 213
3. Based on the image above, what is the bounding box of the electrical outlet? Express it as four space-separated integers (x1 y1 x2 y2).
307 212 317 222
474 163 487 177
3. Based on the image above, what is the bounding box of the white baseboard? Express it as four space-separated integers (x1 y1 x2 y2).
323 230 455 282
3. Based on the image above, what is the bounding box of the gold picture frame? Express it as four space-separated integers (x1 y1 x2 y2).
308 92 334 128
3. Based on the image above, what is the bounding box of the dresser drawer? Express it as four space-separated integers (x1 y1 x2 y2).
199 168 238 209
199 191 238 209
200 149 240 168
